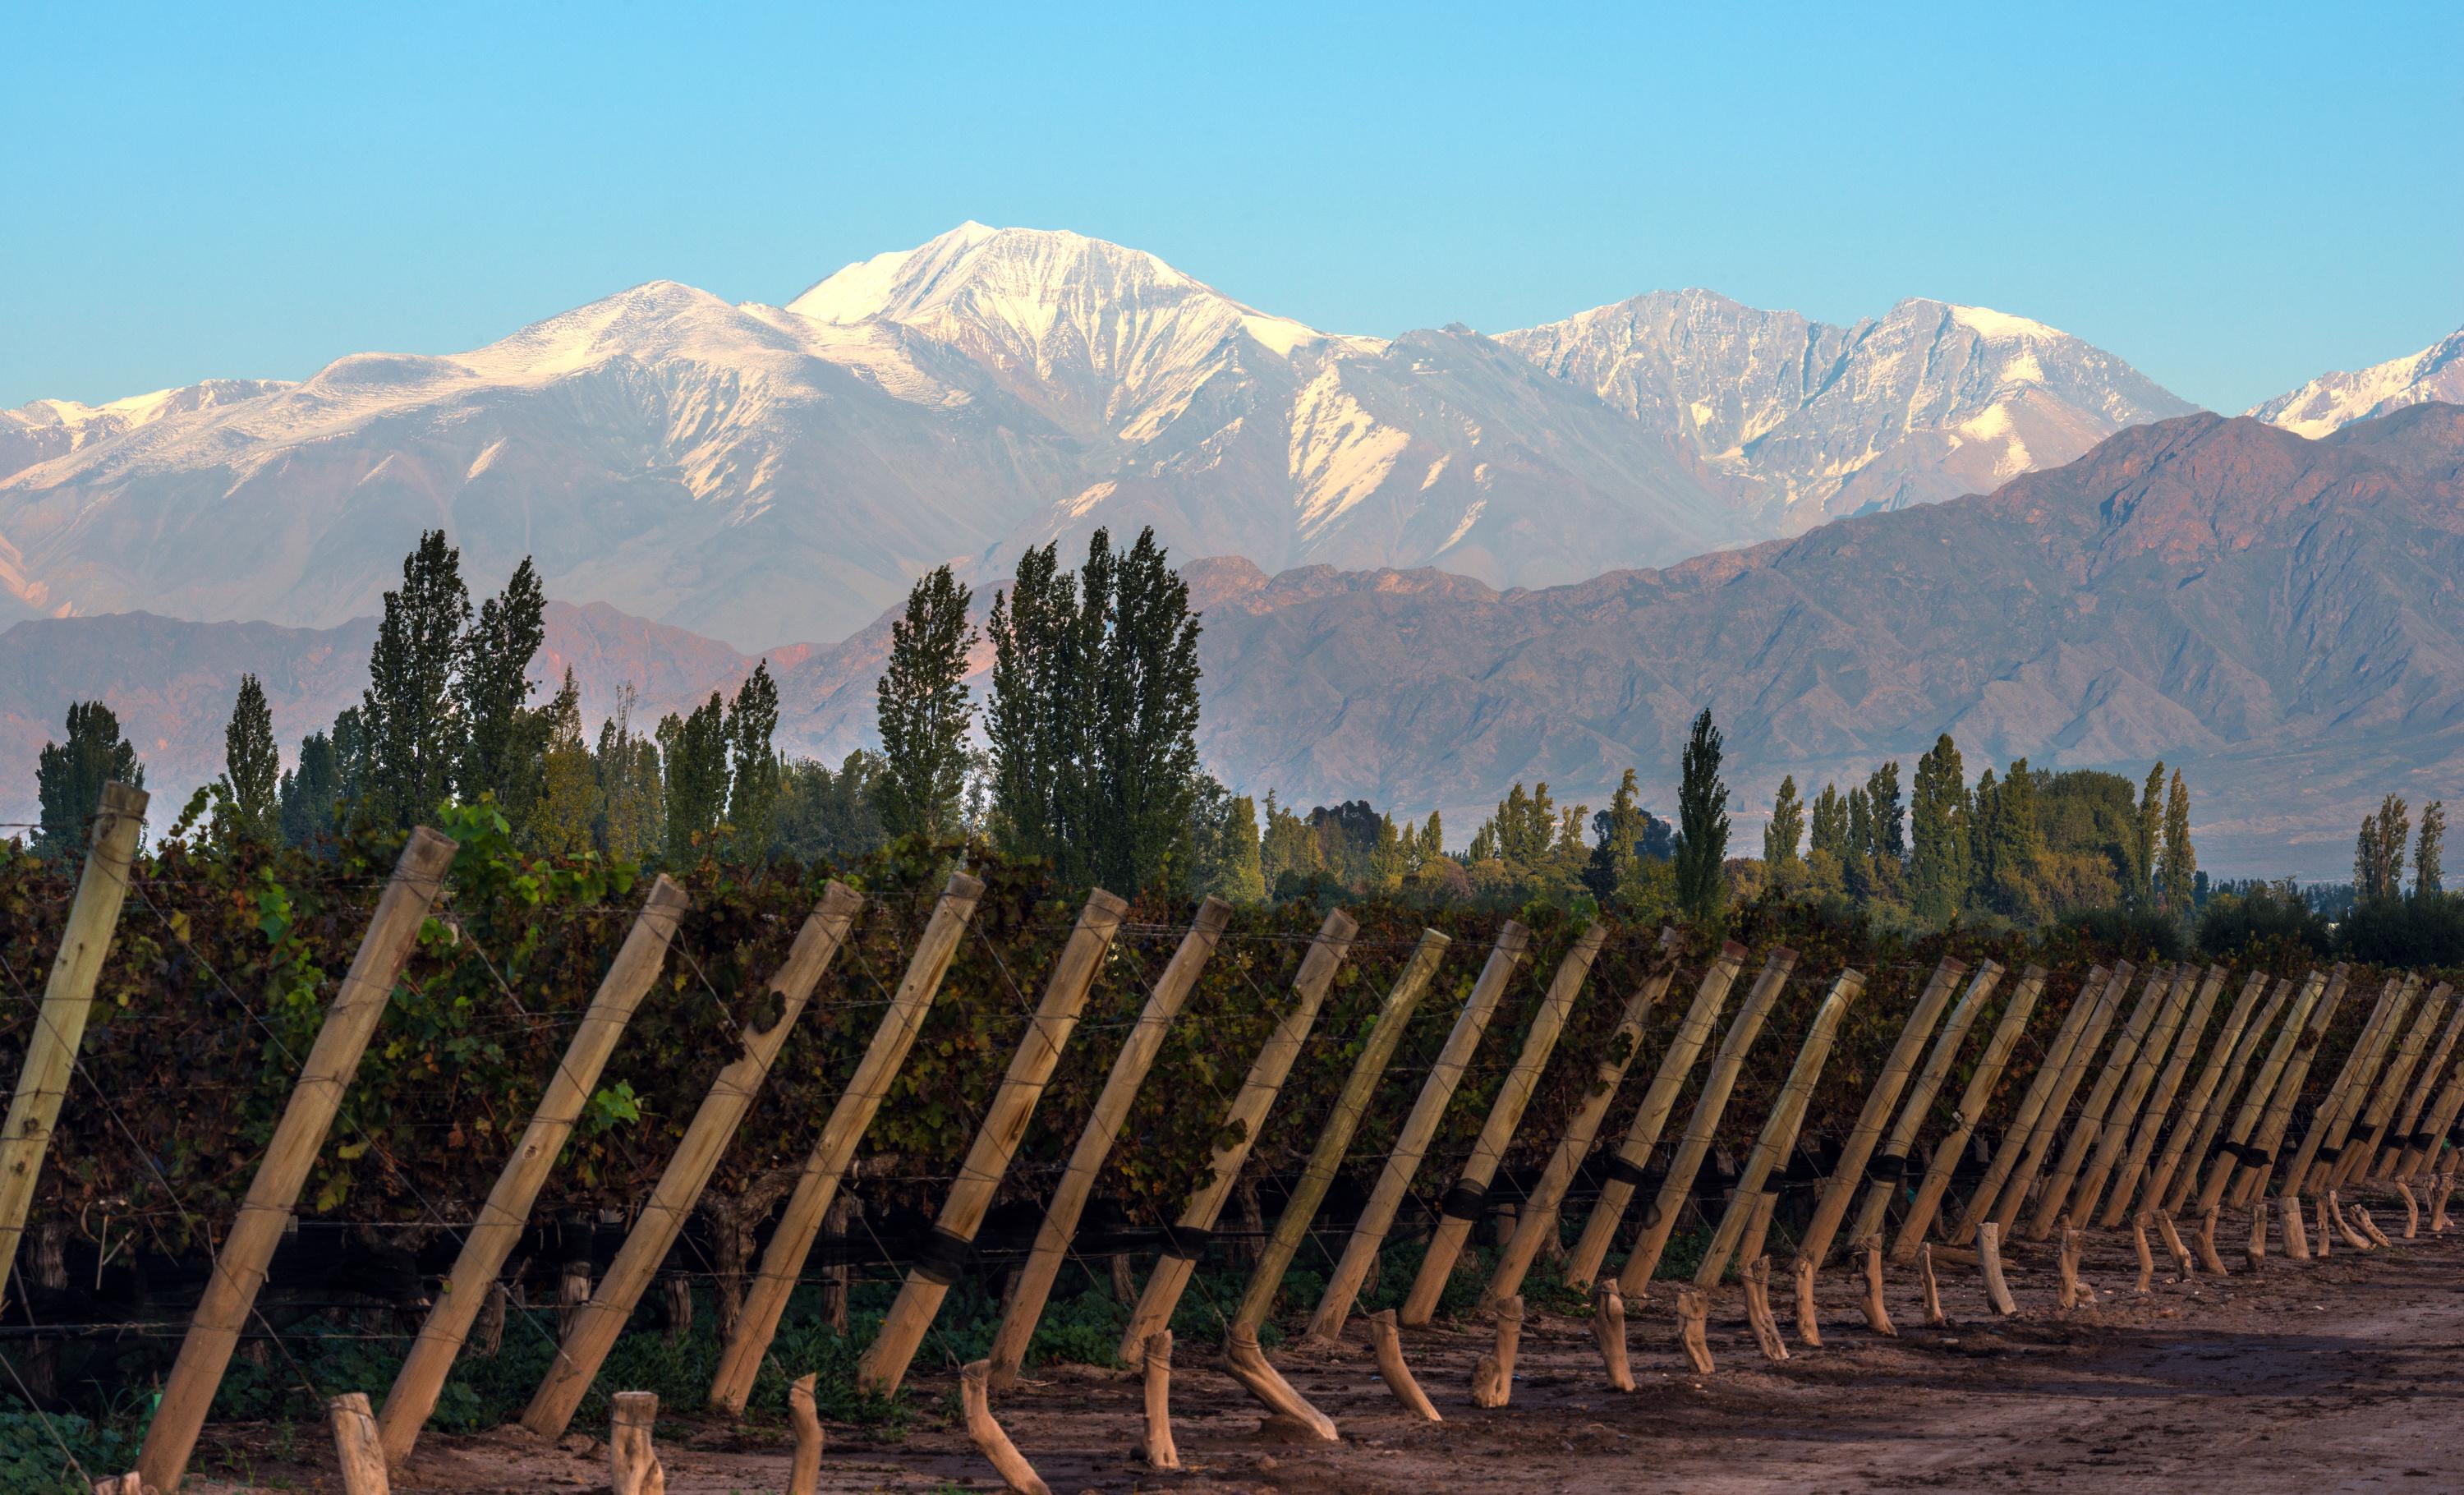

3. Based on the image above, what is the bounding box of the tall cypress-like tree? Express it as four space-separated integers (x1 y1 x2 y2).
875 566 977 840
1763 775 1804 866
1671 709 1729 926
2131 762 2167 908
2418 800 2448 897
457 556 547 811
1091 527 1203 891
219 674 280 842
530 669 600 857
361 530 470 829
1809 784 1849 862
2158 768 2196 915
1908 734 1970 923
33 702 144 860
985 542 1080 872
725 661 783 854
594 683 664 864
1584 768 1649 901
278 730 341 845
1865 761 1905 862
659 694 730 861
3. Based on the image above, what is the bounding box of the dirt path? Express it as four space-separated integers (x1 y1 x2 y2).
200 1199 2464 1493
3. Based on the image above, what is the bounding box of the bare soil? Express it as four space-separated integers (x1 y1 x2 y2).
192 1195 2464 1494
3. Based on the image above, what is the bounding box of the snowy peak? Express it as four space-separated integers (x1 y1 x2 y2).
2248 325 2464 438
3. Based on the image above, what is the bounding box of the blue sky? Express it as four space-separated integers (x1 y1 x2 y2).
6 1 2457 413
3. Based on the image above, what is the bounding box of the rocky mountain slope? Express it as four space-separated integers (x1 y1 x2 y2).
2249 324 2464 437
0 223 2186 648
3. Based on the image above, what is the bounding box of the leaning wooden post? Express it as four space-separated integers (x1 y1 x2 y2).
2244 1197 2269 1267
1694 969 1865 1286
609 1392 664 1495
2154 1210 2196 1278
2282 1195 2311 1260
1954 964 2126 1244
1234 930 1449 1336
1919 1244 1948 1326
1892 967 2047 1262
1793 957 1969 1274
707 872 984 1413
2131 1216 2155 1293
2194 1205 2228 1274
2333 982 2450 1192
988 897 1233 1385
1139 1332 1181 1468
2146 973 2282 1216
1593 1283 1638 1387
1397 925 1607 1324
2292 977 2417 1197
2247 969 2378 1205
853 889 1130 1400
2195 969 2333 1212
1483 932 1682 1306
1614 949 1797 1296
2098 966 2229 1227
381 874 692 1461
1745 1256 1790 1359
2401 1052 2464 1190
1300 921 1533 1345
2270 971 2397 1198
1673 1287 1714 1374
1223 1323 1338 1442
136 826 457 1494
1367 1310 1442 1419
1115 910 1358 1361
959 1361 1050 1495
521 882 863 1440
1791 1255 1823 1346
1470 1294 1523 1407
1561 943 1750 1289
1844 960 2006 1258
328 1392 388 1495
788 1374 822 1495
2026 965 2179 1240
1976 1222 2018 1316
2072 964 2208 1228
2384 992 2464 1179
2055 1219 2085 1309
0 780 145 1307
1857 1235 1896 1336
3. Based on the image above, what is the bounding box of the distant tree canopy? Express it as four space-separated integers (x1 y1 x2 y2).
34 701 143 860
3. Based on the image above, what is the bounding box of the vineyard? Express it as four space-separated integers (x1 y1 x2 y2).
3 786 2459 1494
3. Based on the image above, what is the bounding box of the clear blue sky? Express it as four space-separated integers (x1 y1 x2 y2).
6 1 2457 413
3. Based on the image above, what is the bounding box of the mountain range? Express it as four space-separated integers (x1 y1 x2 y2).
5 401 2459 879
0 223 2200 649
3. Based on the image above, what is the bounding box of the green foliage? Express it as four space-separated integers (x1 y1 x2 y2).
724 661 783 854
770 749 890 866
278 728 341 846
2418 800 2448 895
457 554 549 816
2198 878 2332 959
877 565 977 840
361 529 471 830
657 693 730 861
1672 709 1729 927
1908 734 1968 923
34 701 143 862
1763 775 1804 867
2357 793 2411 902
218 674 280 844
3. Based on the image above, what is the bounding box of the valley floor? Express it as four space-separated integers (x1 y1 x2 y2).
195 1195 2464 1494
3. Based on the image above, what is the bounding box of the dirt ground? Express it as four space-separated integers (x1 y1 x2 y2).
195 1191 2464 1494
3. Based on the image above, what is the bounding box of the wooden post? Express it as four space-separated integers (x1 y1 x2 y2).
1398 925 1607 1323
2055 1218 2085 1309
2400 1180 2421 1238
2328 1193 2373 1251
379 874 692 1460
2027 965 2179 1240
958 1361 1049 1495
609 1392 664 1495
328 1392 388 1495
987 897 1232 1384
1919 1244 1948 1327
2098 966 2229 1226
2435 1170 2455 1232
1791 1254 1822 1346
2314 1194 2333 1257
2154 1210 2195 1278
787 1374 822 1495
2333 982 2450 1192
2384 993 2464 1179
1300 921 1532 1345
2245 1197 2269 1267
2356 1204 2393 1249
0 781 145 1307
1561 943 1750 1288
1792 955 1965 1269
1956 964 2128 1244
2195 969 2333 1212
1695 969 1865 1286
1674 1286 1714 1374
136 826 456 1493
1483 932 1682 1306
1745 1256 1791 1358
2074 964 2210 1228
2131 1216 2155 1292
2399 1051 2464 1187
1976 1222 2017 1316
1593 1283 1637 1387
1367 1310 1442 1419
2297 977 2419 1195
853 889 1129 1399
1615 949 1797 1297
1844 960 2005 1258
1223 1324 1338 1442
1139 1332 1181 1468
1858 1235 1896 1336
1234 930 1448 1335
1470 1294 1523 1407
2194 1205 2228 1274
2264 971 2391 1205
708 872 985 1412
1115 910 1357 1361
2147 973 2282 1216
2282 1195 2311 1259
1892 967 2046 1262
522 882 863 1438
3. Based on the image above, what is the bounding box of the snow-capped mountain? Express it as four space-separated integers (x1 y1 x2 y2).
0 223 2190 647
2247 325 2464 437
1496 290 2198 525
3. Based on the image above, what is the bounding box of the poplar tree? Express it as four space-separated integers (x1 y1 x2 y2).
1092 527 1203 891
2131 763 2166 908
1908 734 1969 923
361 530 470 829
659 693 730 861
530 669 600 857
986 543 1078 867
278 730 340 845
2157 768 2196 914
1865 761 1905 862
1763 775 1804 866
593 683 664 864
1672 708 1729 927
219 674 280 842
1585 768 1648 900
1809 784 1848 861
458 555 547 809
2356 794 2409 902
2418 800 2448 896
726 661 783 853
875 565 977 840
33 702 143 861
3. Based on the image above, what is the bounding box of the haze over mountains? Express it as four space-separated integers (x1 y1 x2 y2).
0 222 2195 648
